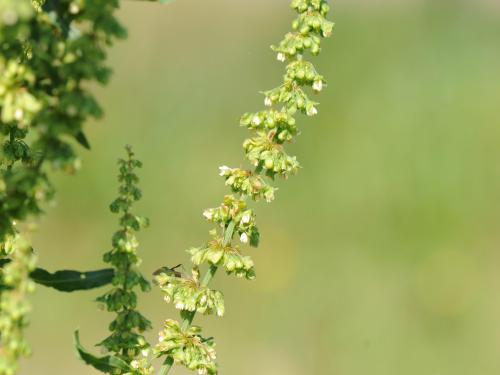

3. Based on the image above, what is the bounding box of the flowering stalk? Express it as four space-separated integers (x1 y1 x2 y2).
153 1 334 374
92 146 152 374
0 235 36 375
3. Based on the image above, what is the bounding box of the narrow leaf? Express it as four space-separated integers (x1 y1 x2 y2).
74 331 131 372
75 131 91 150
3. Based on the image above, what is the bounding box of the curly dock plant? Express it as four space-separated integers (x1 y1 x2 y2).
153 1 334 373
74 146 153 374
96 146 152 368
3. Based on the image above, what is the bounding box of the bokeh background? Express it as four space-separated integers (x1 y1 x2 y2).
21 0 500 374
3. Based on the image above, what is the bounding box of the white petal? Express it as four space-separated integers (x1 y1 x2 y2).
69 3 80 14
251 115 261 126
218 165 231 176
307 107 318 116
240 233 249 243
313 80 323 92
14 108 23 121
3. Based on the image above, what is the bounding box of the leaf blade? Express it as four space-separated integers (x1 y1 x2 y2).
30 268 114 292
74 131 91 150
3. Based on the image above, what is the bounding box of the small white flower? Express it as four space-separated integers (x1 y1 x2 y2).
216 308 224 317
158 333 166 342
277 53 286 62
313 80 323 92
307 106 318 116
251 115 261 126
14 108 23 121
218 165 231 176
264 97 273 107
240 232 249 243
200 295 207 304
131 360 140 369
241 214 251 224
203 209 213 220
175 302 185 310
141 349 149 357
69 3 80 14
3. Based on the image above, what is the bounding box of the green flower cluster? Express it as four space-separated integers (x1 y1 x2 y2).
0 235 35 375
189 230 255 280
155 1 334 374
96 146 152 373
273 0 333 58
202 195 260 247
155 267 225 317
241 109 298 144
155 320 217 375
219 166 276 202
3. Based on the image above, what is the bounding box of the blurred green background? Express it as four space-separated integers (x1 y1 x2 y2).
22 0 500 374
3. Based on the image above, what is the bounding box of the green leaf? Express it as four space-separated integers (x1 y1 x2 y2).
30 268 114 292
75 131 91 150
223 221 236 246
74 331 131 372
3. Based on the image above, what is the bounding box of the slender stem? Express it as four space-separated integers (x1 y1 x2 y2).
157 357 174 375
157 221 235 375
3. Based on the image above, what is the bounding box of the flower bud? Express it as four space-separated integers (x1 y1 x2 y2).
313 80 323 92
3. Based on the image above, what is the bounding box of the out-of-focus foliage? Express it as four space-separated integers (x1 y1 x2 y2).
0 1 159 374
0 0 126 239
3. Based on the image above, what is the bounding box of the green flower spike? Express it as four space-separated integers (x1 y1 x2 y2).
156 1 334 374
154 267 225 317
77 146 152 375
155 320 217 375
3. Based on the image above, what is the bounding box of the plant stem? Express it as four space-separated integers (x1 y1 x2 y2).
157 221 235 375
